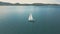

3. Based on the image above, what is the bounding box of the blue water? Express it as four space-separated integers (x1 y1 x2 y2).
0 6 60 34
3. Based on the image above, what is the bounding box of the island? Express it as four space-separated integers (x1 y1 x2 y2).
0 2 60 6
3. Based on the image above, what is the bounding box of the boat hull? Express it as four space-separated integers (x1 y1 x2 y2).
28 20 35 22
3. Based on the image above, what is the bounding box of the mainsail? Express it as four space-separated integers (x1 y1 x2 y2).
28 13 34 21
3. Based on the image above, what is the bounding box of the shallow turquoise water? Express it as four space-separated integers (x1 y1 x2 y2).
0 6 60 34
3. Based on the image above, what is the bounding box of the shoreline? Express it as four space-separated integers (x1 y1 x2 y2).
0 5 60 6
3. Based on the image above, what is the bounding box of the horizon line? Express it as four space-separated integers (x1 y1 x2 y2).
0 1 60 4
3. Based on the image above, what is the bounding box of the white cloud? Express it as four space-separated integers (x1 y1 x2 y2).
0 0 60 4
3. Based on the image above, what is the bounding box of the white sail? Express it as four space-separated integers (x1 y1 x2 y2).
28 13 34 21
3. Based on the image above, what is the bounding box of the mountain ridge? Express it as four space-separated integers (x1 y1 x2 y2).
0 2 60 6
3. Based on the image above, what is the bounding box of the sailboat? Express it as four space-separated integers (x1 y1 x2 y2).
28 13 34 22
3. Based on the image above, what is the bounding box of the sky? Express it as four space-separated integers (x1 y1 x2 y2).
0 0 60 4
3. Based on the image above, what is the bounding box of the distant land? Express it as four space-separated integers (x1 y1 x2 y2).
0 2 60 6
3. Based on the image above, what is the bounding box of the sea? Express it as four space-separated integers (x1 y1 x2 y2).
0 6 60 34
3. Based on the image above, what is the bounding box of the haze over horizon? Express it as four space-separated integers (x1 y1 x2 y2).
0 0 60 4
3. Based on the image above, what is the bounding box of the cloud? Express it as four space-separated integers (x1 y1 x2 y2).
0 0 60 4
